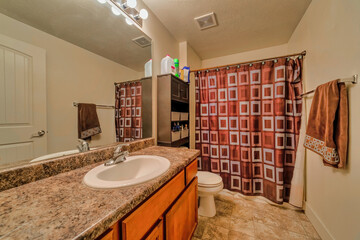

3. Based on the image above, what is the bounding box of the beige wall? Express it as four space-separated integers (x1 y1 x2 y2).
139 0 179 142
0 13 142 154
287 0 360 239
194 1 360 237
201 44 288 68
178 41 202 149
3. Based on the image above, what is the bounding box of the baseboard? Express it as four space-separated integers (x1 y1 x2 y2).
304 202 335 240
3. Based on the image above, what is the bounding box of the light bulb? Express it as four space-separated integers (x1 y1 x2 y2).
125 18 133 25
97 0 106 3
139 9 148 20
127 0 137 8
111 6 120 16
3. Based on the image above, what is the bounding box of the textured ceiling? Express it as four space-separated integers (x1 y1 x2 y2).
0 0 151 71
143 0 311 59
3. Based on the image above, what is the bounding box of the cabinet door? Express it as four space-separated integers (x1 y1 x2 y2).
122 171 185 240
180 83 189 102
171 79 181 100
98 222 119 240
144 218 163 240
165 178 198 240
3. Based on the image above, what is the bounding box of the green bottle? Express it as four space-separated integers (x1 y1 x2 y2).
174 58 180 77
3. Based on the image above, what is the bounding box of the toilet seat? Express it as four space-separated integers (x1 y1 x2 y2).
197 171 223 188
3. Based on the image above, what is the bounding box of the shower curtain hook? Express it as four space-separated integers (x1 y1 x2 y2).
262 61 265 65
249 63 253 67
237 65 240 68
226 66 230 70
274 59 278 63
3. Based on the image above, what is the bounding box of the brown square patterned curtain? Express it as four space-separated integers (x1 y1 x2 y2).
115 82 142 142
195 57 303 204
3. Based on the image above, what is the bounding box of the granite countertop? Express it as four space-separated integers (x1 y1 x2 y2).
0 146 199 240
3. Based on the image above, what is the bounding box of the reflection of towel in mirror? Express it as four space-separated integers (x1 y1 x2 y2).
304 80 348 168
77 103 102 140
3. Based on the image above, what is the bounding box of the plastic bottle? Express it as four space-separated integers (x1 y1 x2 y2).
144 59 152 77
174 58 180 77
161 55 175 75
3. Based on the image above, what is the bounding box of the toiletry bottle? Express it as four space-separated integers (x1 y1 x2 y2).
174 58 180 77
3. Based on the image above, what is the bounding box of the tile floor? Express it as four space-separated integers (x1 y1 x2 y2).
192 190 321 240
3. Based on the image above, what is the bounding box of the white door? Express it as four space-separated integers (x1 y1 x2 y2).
0 34 47 166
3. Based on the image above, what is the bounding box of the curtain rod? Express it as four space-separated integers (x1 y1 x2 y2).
114 77 150 85
191 50 306 73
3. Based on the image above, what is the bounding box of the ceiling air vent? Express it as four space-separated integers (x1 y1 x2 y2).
132 35 151 48
194 12 218 30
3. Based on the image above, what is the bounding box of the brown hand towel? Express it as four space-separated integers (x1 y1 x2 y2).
78 103 102 140
304 80 348 168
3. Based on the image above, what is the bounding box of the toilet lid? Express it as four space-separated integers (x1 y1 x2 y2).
197 171 223 187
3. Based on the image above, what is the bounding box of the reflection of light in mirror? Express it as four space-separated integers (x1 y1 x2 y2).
111 6 121 15
97 0 106 3
139 9 148 20
127 0 137 8
125 18 133 25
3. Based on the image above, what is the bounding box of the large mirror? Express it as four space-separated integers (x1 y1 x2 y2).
0 0 152 169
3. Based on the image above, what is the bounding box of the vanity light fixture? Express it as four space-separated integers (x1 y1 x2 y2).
97 0 148 27
125 18 133 25
127 0 137 8
111 6 121 15
139 9 148 20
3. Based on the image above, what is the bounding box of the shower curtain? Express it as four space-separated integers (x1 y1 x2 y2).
195 57 303 204
115 81 142 142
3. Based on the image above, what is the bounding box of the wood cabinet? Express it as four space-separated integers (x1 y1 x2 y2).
98 222 119 240
157 74 189 147
185 159 198 186
122 171 185 240
97 159 198 240
165 178 198 240
144 218 163 240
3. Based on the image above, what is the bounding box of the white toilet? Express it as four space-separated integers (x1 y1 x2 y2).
197 171 224 217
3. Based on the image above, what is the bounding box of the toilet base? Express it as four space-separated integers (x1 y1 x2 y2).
198 195 216 217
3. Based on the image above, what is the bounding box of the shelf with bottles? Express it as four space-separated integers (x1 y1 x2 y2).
171 122 189 142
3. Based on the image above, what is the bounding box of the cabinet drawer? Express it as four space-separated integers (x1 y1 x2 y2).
144 218 163 240
185 159 198 185
165 178 198 240
122 170 185 240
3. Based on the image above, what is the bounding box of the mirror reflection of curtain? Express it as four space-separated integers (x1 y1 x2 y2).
115 82 142 142
195 57 303 204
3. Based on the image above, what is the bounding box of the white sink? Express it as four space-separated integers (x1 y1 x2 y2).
83 155 170 189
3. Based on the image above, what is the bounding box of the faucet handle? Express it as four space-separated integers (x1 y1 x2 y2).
77 139 90 151
114 145 122 154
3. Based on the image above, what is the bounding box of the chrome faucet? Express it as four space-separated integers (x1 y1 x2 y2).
77 139 90 152
104 145 129 166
